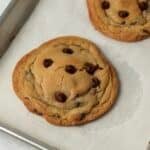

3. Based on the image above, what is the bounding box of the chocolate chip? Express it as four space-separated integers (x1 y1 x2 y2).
92 77 100 88
84 63 99 75
130 21 137 25
121 21 126 25
118 10 129 18
55 92 67 102
33 109 43 116
101 1 110 9
143 29 150 34
94 101 99 106
99 66 103 70
52 114 60 118
139 1 148 11
79 113 86 120
43 59 53 68
75 102 81 107
62 48 74 54
65 65 77 74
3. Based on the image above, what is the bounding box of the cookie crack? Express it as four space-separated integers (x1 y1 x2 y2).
25 58 45 101
60 75 65 90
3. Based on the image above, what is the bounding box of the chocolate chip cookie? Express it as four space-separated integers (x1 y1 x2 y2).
13 36 119 126
87 0 150 42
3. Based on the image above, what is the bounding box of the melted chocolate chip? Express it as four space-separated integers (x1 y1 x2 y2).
118 10 129 18
52 114 60 118
55 92 67 102
62 48 74 54
84 63 99 75
79 113 86 120
65 65 77 74
143 29 150 34
92 77 100 88
101 1 110 9
33 109 43 116
139 1 148 11
43 59 53 68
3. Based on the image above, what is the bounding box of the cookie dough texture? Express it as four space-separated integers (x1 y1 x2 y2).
13 36 119 126
87 0 150 42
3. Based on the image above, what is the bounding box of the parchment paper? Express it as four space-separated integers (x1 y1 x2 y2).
0 0 150 150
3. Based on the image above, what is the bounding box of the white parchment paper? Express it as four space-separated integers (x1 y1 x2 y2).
0 0 150 150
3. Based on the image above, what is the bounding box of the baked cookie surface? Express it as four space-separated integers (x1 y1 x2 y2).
13 36 119 126
87 0 150 42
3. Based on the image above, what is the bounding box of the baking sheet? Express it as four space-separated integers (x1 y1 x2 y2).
0 0 150 150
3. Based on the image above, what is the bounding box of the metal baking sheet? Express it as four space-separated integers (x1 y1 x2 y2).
0 0 39 57
0 0 150 150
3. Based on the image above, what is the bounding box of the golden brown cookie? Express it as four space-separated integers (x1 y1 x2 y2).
12 36 119 126
87 0 150 42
